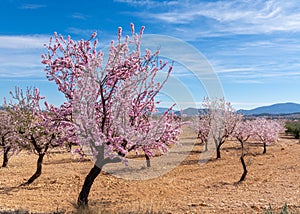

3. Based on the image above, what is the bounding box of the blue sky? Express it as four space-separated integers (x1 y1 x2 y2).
1 0 300 110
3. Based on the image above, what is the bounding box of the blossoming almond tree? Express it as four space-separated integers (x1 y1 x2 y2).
191 113 210 151
42 24 182 206
252 118 282 154
201 97 242 159
6 87 68 185
233 119 255 182
234 118 282 181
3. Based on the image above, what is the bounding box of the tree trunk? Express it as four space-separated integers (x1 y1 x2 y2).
216 141 222 159
239 154 247 182
263 143 266 154
214 138 225 159
145 154 151 167
78 164 102 207
216 147 221 159
21 152 45 186
204 140 208 152
2 146 11 167
77 155 121 207
68 142 72 152
239 140 244 150
213 139 221 159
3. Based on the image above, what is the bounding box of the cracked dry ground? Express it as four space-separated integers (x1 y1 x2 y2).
0 127 299 213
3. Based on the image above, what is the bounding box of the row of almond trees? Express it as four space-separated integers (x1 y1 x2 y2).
191 97 283 182
0 23 283 208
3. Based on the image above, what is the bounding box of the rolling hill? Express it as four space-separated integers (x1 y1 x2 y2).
157 102 300 117
238 102 300 115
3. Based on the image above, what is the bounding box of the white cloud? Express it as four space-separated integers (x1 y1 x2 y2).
0 53 44 78
0 35 49 49
71 13 89 20
216 67 254 74
20 4 46 10
132 0 300 35
231 79 264 84
0 35 49 78
242 39 300 52
114 0 153 6
66 27 98 38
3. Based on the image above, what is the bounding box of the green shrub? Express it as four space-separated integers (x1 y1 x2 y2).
285 121 300 139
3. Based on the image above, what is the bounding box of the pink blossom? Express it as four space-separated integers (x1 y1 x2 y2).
42 24 182 206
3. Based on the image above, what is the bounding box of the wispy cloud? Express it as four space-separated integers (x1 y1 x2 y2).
71 13 89 20
242 38 300 52
65 27 115 46
0 52 44 78
231 79 264 84
0 35 48 78
216 67 254 74
20 4 46 10
66 27 98 38
0 35 49 49
128 0 300 36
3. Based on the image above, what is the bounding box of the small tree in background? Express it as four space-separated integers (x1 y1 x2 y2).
191 112 210 151
201 97 242 159
252 118 282 154
234 118 282 181
233 119 255 182
42 23 182 207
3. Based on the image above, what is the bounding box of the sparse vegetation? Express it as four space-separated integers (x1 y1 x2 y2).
285 121 300 139
264 203 299 214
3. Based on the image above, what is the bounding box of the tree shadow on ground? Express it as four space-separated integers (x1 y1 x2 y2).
0 186 19 195
43 157 91 165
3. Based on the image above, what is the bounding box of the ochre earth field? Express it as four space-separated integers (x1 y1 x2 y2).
0 126 299 213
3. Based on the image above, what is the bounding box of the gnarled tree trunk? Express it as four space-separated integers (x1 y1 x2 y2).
21 152 45 186
2 145 11 167
239 154 247 182
77 153 121 207
214 139 225 159
78 163 102 207
21 136 49 186
216 142 222 159
263 143 267 154
145 154 151 167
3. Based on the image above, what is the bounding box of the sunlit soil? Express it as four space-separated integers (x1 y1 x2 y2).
0 126 299 213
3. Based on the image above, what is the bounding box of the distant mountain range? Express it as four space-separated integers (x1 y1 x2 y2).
157 102 300 116
237 102 300 115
